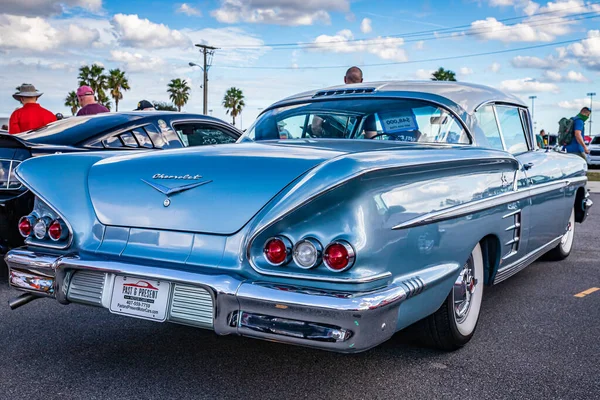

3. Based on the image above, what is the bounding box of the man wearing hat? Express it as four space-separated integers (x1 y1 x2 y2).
76 86 109 116
9 84 56 134
134 100 156 111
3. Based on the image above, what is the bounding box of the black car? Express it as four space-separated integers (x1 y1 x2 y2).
0 112 241 252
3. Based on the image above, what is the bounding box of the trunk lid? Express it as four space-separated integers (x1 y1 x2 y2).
88 143 344 234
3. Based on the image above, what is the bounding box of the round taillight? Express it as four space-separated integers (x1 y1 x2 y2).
264 236 292 266
33 218 50 240
48 220 64 241
18 216 33 237
324 241 355 272
293 238 322 269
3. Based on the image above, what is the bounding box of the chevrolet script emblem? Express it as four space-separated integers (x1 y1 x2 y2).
142 174 212 207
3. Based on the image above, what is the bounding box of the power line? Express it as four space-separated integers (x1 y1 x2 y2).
216 1 600 49
236 12 600 51
213 37 585 70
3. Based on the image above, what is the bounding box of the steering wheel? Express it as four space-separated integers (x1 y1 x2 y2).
369 133 398 140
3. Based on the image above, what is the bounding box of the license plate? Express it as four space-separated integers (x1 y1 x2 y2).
110 276 170 322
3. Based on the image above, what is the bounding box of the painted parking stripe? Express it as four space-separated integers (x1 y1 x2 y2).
574 287 600 298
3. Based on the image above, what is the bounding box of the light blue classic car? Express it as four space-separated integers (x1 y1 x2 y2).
6 82 592 352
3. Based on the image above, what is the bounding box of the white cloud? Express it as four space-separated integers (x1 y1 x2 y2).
2 0 102 17
470 1 597 44
360 17 372 34
511 55 562 69
310 29 407 62
459 67 474 76
488 62 501 73
177 3 202 16
565 70 589 82
110 50 166 72
211 0 350 26
0 14 100 52
543 70 562 81
558 98 591 110
415 69 434 80
112 14 190 49
567 30 600 70
500 77 560 93
469 17 569 43
413 40 425 50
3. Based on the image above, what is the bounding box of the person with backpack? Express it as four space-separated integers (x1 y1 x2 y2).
559 107 591 159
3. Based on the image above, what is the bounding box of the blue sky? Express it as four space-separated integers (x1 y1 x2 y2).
0 0 599 134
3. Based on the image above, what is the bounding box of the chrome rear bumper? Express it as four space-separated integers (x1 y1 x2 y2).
5 249 424 353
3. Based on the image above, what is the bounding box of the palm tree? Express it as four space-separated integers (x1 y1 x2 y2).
64 91 79 115
167 79 191 111
222 87 245 126
107 69 130 112
153 101 177 111
78 64 109 106
431 67 457 81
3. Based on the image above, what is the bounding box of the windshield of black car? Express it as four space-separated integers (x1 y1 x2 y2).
241 99 469 144
592 136 600 145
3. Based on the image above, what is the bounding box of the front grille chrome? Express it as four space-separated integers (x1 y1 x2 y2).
169 284 214 328
67 271 106 306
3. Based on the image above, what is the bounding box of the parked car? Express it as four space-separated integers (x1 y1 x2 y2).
0 112 240 252
6 82 591 353
588 135 600 166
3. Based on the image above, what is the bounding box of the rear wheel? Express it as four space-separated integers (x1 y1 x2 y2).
417 243 484 350
543 208 575 261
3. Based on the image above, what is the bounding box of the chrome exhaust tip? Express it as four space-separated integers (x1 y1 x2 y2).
8 293 40 310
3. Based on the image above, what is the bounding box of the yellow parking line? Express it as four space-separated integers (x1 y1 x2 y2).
574 287 600 298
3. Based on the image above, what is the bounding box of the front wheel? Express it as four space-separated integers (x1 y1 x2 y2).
417 243 484 350
543 208 575 261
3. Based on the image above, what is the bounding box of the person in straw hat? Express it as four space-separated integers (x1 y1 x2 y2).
9 83 56 134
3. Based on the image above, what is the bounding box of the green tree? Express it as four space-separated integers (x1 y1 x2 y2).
167 78 191 112
64 91 79 116
153 101 177 111
431 67 457 81
107 69 130 112
222 87 245 126
78 64 110 108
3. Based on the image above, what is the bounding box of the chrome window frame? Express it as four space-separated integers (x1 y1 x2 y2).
493 104 531 155
0 159 23 190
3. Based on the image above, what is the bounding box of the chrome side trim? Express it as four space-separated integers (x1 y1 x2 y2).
505 237 519 246
494 236 562 284
502 209 521 219
505 223 521 231
393 179 571 230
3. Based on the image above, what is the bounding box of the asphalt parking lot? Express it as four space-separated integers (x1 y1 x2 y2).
0 196 598 400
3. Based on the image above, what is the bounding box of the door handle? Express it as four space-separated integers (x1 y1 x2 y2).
523 162 534 170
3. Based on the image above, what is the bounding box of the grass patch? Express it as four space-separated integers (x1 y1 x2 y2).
587 172 600 181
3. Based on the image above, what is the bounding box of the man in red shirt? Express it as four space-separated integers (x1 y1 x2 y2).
9 84 56 134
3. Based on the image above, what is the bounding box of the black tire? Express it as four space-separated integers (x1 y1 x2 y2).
415 243 484 351
543 208 575 261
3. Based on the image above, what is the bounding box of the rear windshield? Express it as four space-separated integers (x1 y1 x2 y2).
241 99 469 144
592 136 600 144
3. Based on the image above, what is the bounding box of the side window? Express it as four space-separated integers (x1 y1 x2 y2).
132 128 153 148
496 106 529 154
474 106 504 150
173 123 237 147
276 115 306 139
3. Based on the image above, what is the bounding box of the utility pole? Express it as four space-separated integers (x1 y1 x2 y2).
194 44 218 115
588 92 596 136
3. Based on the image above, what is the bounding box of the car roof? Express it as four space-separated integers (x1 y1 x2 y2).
16 112 230 146
267 81 526 116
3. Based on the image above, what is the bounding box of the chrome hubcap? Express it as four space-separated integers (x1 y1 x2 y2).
453 255 477 323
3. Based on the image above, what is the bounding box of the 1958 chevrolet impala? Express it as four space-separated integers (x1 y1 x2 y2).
5 82 592 352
